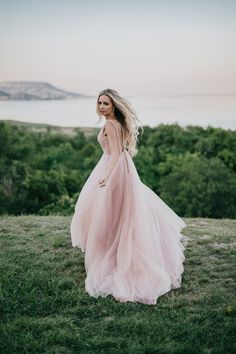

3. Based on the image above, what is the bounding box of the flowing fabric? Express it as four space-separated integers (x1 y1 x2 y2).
70 119 187 305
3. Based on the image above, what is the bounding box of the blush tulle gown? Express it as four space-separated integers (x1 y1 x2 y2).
70 119 187 305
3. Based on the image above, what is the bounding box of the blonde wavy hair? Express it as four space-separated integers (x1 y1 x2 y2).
96 89 144 157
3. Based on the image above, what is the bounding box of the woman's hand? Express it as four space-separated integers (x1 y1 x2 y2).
98 176 108 187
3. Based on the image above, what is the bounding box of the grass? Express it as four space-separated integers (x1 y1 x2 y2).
0 215 235 354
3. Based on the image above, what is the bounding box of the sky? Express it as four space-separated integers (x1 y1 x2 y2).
0 0 236 96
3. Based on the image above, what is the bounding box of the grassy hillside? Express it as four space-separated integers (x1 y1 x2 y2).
0 216 235 354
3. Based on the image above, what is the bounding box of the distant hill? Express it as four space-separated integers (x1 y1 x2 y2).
0 81 92 100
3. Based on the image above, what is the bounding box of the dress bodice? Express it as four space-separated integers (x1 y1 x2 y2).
97 119 125 154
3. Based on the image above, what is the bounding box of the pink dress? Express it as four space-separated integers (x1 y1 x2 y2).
70 119 187 305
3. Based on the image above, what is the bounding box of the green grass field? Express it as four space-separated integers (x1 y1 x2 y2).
0 216 235 354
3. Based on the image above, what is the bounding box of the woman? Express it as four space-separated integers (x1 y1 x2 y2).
70 88 187 305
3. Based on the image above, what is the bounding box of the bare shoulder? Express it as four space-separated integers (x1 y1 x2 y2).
105 119 119 126
104 119 120 133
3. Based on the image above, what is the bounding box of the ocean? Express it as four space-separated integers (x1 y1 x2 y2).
0 95 235 130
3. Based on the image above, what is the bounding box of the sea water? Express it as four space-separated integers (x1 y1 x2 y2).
0 95 235 130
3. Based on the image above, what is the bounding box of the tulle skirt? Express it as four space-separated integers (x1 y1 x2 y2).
70 150 187 305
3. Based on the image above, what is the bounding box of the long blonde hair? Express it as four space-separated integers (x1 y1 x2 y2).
96 88 144 157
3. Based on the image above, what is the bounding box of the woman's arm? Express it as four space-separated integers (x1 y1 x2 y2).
99 121 121 187
104 153 119 179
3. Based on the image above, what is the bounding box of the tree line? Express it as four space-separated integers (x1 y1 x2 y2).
0 121 236 218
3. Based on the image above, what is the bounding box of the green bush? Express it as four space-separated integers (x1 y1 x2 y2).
159 154 236 218
0 121 236 218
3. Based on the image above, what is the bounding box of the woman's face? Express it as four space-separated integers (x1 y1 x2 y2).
97 95 114 117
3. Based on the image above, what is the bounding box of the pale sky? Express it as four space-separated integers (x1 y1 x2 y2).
0 0 236 95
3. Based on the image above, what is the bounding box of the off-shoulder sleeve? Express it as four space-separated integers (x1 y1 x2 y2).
104 120 122 155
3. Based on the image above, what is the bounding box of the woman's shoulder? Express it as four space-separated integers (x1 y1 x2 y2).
104 119 124 141
104 119 121 130
105 118 119 125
